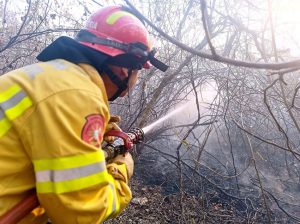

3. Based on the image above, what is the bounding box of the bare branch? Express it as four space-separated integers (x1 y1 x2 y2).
124 0 300 71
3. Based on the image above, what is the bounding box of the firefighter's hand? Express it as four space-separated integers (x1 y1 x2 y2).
111 153 134 179
105 115 122 143
107 115 121 130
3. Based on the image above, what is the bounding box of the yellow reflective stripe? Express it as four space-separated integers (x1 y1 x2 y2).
36 170 110 194
0 117 12 137
5 97 32 120
33 150 105 171
0 85 32 137
0 85 21 103
105 175 119 220
106 11 135 25
105 184 115 219
111 178 120 213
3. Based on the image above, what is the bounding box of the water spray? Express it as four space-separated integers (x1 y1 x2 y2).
103 102 191 160
142 102 189 134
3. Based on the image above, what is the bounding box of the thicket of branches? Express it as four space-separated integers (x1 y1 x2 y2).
2 0 300 223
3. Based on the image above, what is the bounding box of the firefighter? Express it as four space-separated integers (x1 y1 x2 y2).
0 5 167 223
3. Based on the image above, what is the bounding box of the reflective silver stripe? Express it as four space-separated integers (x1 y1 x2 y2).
0 91 26 110
23 65 43 79
36 161 106 183
0 109 4 119
47 60 67 70
110 183 117 213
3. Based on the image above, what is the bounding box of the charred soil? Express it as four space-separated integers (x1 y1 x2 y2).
105 178 257 224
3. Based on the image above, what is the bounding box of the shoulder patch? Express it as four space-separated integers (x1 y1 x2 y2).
81 114 105 147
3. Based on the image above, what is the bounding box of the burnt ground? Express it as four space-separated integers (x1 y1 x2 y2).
106 178 249 224
105 153 296 223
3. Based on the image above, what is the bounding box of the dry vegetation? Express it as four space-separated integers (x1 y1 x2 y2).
2 0 300 223
106 177 285 224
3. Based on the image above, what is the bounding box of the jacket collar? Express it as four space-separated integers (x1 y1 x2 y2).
36 36 109 75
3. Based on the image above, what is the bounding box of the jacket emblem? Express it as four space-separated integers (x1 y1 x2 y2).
81 114 104 147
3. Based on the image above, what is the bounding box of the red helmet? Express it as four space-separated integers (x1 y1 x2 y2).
83 6 150 57
76 5 168 72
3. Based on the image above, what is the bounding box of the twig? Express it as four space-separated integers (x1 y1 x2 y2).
124 0 300 70
200 0 216 56
242 119 272 224
232 120 300 158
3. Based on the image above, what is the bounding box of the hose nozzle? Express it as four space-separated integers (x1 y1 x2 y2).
103 127 144 160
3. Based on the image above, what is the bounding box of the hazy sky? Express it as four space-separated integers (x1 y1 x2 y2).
267 1 300 57
4 0 300 57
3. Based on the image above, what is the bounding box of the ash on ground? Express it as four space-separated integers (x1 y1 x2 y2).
105 178 269 224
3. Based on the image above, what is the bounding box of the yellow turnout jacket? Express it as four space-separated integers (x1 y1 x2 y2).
0 59 131 223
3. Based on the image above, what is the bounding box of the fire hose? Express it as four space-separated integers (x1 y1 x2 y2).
0 127 144 224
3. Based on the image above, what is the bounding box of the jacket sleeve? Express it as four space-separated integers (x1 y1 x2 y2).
20 89 132 223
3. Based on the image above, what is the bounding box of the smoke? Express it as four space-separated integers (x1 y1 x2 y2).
141 80 300 219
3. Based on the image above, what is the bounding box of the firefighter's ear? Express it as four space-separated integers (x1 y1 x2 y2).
120 68 129 78
107 65 128 79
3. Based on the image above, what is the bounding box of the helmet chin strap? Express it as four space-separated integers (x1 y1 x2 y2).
102 65 132 101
